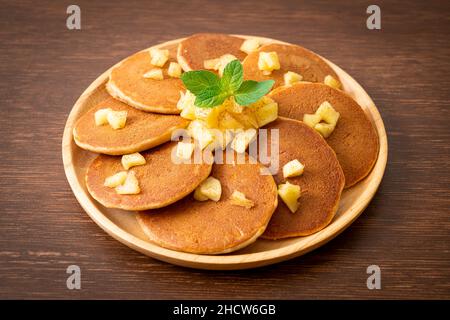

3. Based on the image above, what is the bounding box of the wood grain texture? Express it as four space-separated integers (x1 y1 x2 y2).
0 0 449 298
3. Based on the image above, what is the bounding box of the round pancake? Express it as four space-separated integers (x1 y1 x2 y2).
107 43 184 114
243 43 339 89
73 96 189 155
269 83 379 188
177 33 246 71
261 118 345 239
85 142 213 210
137 152 278 254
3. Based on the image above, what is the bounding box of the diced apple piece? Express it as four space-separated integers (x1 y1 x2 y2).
194 105 223 128
324 75 341 89
230 104 244 114
316 101 340 125
303 101 340 138
115 171 140 195
177 90 194 110
240 38 261 54
209 129 234 150
203 55 235 71
218 111 245 130
193 187 209 201
254 98 278 127
231 129 257 153
230 190 254 209
203 54 237 76
196 132 214 150
95 108 112 126
282 159 305 178
187 119 206 135
303 113 321 128
258 51 280 74
104 171 128 188
314 123 335 138
149 48 169 67
194 106 211 119
180 104 196 120
176 141 195 160
177 91 197 120
230 105 260 128
168 62 182 78
121 152 146 170
232 112 259 129
143 68 163 80
204 58 220 70
194 176 222 202
187 120 214 150
284 71 303 86
107 110 127 129
278 182 301 213
223 97 244 114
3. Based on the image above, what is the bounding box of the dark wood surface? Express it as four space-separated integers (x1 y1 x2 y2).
0 0 449 299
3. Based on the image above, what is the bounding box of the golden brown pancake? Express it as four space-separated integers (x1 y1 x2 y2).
177 33 246 71
137 152 278 254
269 83 379 188
107 43 184 114
243 43 339 89
73 97 189 155
261 118 345 239
85 142 213 210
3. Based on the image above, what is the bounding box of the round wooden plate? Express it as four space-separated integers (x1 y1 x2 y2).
62 36 388 270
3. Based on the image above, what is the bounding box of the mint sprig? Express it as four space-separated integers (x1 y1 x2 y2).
181 60 274 108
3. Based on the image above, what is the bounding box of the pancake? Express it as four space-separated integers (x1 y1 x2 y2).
137 152 278 254
85 142 213 210
107 43 184 114
261 118 345 239
73 97 189 155
177 33 246 71
243 43 339 89
269 83 379 188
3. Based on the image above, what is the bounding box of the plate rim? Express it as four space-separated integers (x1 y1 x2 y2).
62 35 388 270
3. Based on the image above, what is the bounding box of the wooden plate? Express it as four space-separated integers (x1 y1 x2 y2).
62 36 388 270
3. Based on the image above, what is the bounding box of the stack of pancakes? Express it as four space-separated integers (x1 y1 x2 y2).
74 33 379 255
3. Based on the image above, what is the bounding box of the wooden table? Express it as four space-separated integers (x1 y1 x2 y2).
1 0 449 299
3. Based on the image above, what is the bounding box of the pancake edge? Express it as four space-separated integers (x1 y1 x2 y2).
85 154 213 211
72 120 188 155
176 34 246 72
106 79 181 115
269 84 379 188
176 43 193 72
136 166 279 255
137 215 270 255
260 183 343 240
259 116 346 240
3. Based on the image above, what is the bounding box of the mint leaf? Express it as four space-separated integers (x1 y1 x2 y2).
220 59 242 94
194 86 228 108
234 80 275 106
180 61 275 109
181 70 220 95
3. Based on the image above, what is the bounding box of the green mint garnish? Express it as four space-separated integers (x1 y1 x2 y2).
181 60 274 108
234 80 275 106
